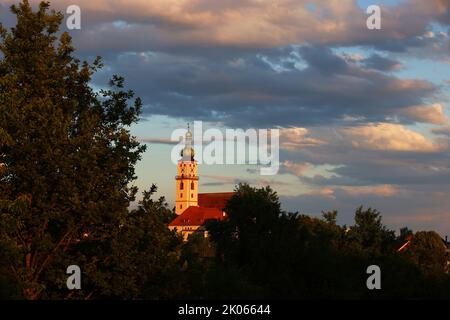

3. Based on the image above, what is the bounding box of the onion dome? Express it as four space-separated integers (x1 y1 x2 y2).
181 124 195 160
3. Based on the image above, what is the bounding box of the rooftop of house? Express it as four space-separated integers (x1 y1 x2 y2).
169 206 227 227
198 192 235 210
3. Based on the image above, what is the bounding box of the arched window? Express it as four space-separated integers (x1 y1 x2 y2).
180 182 184 190
191 182 195 190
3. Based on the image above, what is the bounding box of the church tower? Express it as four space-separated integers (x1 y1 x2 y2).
175 125 198 215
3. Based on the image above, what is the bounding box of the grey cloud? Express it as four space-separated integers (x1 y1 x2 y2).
89 45 437 128
363 54 403 71
432 126 450 136
277 124 450 190
139 137 179 145
280 188 450 235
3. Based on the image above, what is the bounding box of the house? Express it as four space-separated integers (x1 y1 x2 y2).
168 126 234 241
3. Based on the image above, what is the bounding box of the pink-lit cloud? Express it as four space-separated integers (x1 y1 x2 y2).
401 103 450 125
3 0 449 52
341 123 446 152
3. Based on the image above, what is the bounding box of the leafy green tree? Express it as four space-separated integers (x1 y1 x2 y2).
0 241 21 299
206 185 450 299
346 206 396 256
109 185 184 299
406 231 448 275
208 184 356 298
0 1 146 299
322 210 338 225
210 184 281 266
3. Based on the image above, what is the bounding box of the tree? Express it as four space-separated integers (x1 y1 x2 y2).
406 231 448 275
346 206 396 256
0 1 145 299
209 184 281 268
108 185 185 299
322 210 338 225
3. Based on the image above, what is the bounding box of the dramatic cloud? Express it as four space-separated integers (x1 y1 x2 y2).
200 174 291 189
338 184 400 197
87 45 438 128
280 128 324 151
282 160 311 177
278 123 450 186
2 1 445 129
280 187 450 233
340 123 446 152
400 104 450 125
139 137 178 145
3 0 449 53
363 54 403 72
432 125 450 136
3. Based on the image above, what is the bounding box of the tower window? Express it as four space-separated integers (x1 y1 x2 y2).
191 194 193 198
180 193 183 198
191 182 195 190
180 182 184 190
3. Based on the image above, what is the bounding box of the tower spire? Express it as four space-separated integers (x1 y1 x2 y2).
181 122 194 161
175 122 198 215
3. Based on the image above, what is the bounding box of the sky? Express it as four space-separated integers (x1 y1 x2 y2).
1 0 450 235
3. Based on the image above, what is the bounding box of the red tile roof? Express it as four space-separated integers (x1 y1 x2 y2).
198 192 235 210
169 206 226 227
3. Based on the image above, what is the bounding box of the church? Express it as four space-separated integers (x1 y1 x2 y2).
168 126 234 241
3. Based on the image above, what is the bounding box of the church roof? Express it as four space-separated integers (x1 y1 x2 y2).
169 206 226 227
198 192 235 210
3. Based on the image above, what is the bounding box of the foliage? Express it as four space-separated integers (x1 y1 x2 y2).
207 184 450 299
405 231 448 275
0 0 145 299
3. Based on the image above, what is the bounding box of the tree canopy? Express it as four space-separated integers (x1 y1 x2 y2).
0 0 151 299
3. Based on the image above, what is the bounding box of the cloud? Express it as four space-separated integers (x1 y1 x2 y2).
288 184 401 206
280 187 450 234
282 160 311 177
362 54 403 72
280 128 325 151
338 184 400 197
4 0 448 53
3 2 443 128
201 174 291 188
400 103 450 125
87 45 438 128
139 137 179 145
278 123 450 189
304 187 336 200
340 123 445 152
432 125 450 136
